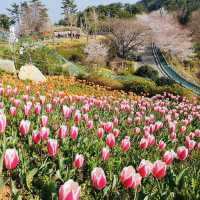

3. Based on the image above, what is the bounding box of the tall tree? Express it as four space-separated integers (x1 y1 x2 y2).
61 0 77 23
7 3 20 24
110 19 148 58
0 14 10 30
61 0 77 39
19 0 51 35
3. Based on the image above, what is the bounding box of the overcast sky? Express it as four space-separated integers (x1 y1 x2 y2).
0 0 138 22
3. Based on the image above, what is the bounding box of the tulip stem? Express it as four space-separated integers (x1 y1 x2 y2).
134 187 137 200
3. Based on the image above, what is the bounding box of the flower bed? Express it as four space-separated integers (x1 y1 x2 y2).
0 75 200 199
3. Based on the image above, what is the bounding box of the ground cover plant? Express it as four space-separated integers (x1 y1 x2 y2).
0 74 200 200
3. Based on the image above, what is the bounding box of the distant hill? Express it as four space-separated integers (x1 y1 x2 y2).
137 0 200 12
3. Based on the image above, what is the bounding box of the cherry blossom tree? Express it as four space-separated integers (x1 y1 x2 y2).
137 10 193 60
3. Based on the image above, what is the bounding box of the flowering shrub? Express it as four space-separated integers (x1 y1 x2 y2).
0 76 200 199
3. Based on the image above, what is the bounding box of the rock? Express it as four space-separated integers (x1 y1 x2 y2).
0 59 16 74
18 64 46 83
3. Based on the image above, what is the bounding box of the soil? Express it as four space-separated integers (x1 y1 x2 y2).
0 185 11 200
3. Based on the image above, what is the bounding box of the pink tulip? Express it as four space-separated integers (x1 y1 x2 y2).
106 133 115 148
177 146 188 161
13 99 21 107
127 117 132 125
133 127 140 135
74 110 81 124
158 140 166 150
139 138 149 150
197 143 200 152
147 134 156 146
91 167 107 190
169 122 176 133
58 125 67 139
101 147 110 161
73 154 84 169
87 120 93 129
10 107 17 117
34 103 41 115
121 136 131 152
41 115 48 127
48 139 59 157
70 126 78 140
137 159 153 178
46 103 53 113
113 117 118 126
40 127 50 140
134 116 141 125
39 95 46 105
104 122 113 133
0 102 4 109
97 128 104 139
32 130 41 144
152 160 167 179
185 137 196 150
180 126 187 134
113 129 120 138
162 150 176 165
4 149 20 170
169 132 177 141
19 120 30 136
0 113 6 134
62 105 71 119
24 103 32 116
59 179 80 200
120 166 142 189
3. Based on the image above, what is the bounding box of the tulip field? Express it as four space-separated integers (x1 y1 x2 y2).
1 76 200 199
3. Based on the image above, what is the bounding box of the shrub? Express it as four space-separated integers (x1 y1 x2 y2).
135 65 159 81
123 78 157 95
87 73 123 90
156 77 175 86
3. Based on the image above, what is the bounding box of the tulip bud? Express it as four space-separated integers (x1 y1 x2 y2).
59 179 81 200
152 160 167 179
34 103 41 115
158 140 166 150
185 137 196 150
40 127 50 140
97 128 104 139
177 146 188 161
62 105 71 119
74 110 81 124
106 133 115 148
120 166 142 189
113 128 120 138
70 126 78 140
46 103 53 113
104 122 113 133
137 159 152 178
58 125 67 139
73 154 84 169
101 147 110 161
32 130 41 144
91 167 107 190
48 139 59 157
0 113 6 134
162 150 176 165
41 115 48 127
121 136 131 152
133 127 140 135
19 120 30 136
4 149 20 170
139 138 149 150
10 106 17 117
87 120 93 129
